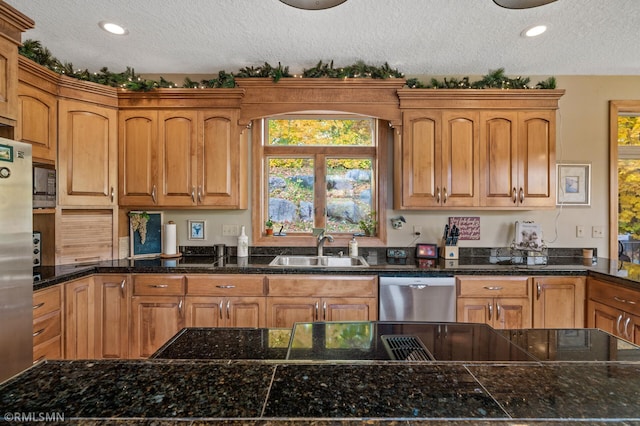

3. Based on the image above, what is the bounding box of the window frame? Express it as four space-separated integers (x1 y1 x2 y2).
251 113 388 248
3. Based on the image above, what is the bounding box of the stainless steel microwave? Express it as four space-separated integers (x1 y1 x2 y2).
33 166 56 208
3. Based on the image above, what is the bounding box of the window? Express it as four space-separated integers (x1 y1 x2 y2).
617 113 640 263
252 114 387 246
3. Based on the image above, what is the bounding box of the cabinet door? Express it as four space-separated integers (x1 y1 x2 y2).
457 297 492 325
158 110 198 206
587 299 622 338
198 110 242 207
266 297 317 328
118 110 158 206
17 82 57 163
494 297 531 329
94 275 129 359
64 277 96 359
58 99 118 206
0 37 17 121
130 296 185 358
517 111 555 207
628 313 640 345
227 297 266 328
533 276 585 328
480 111 518 207
185 296 225 327
400 110 442 208
323 297 376 322
441 111 479 207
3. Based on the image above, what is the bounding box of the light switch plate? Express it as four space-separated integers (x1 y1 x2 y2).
222 224 239 236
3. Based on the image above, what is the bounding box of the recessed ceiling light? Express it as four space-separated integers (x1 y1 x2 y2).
522 25 547 37
279 0 347 10
98 21 128 36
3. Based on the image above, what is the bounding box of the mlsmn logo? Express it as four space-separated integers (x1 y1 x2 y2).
4 412 64 422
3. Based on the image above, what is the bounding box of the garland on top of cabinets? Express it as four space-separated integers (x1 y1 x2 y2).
18 39 556 91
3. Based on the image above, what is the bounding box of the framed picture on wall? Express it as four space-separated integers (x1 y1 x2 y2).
188 220 206 240
557 163 591 206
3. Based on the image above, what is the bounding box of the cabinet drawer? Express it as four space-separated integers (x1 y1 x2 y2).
267 275 377 297
33 286 61 318
133 275 185 296
187 275 266 296
33 336 62 363
457 276 529 297
588 278 640 316
32 310 62 347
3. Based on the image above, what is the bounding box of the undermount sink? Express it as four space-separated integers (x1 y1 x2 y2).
268 255 369 268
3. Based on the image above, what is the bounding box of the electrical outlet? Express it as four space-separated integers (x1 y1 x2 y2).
576 225 585 238
413 225 422 235
592 226 604 238
222 224 239 236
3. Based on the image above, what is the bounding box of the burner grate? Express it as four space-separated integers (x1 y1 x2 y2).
381 335 434 361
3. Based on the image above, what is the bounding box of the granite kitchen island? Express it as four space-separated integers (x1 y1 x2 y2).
3 323 640 424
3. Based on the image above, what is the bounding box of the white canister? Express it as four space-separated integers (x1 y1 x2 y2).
348 236 358 257
237 226 249 258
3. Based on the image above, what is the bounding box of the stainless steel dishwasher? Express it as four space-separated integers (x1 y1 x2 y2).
379 277 456 321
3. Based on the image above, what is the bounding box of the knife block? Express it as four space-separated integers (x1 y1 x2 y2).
439 243 459 259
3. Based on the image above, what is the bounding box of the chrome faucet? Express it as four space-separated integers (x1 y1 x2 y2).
316 230 334 256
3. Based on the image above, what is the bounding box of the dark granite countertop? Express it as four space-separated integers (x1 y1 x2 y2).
4 324 640 422
32 253 640 293
3 359 640 422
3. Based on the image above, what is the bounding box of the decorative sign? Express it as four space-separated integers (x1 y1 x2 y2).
448 216 480 240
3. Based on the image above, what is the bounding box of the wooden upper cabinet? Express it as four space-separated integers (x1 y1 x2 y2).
396 89 563 210
158 110 198 206
401 110 440 208
17 59 59 164
0 5 33 124
441 111 479 207
118 110 158 206
58 99 118 206
198 109 244 207
400 110 479 209
480 110 555 208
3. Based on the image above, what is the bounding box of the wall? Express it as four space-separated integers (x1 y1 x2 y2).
143 75 640 256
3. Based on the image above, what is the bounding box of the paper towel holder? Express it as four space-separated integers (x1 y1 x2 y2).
161 220 182 259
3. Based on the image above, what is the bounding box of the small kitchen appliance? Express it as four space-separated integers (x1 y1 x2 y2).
32 165 56 208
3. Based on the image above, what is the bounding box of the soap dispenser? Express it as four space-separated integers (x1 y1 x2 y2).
237 226 248 258
349 234 358 257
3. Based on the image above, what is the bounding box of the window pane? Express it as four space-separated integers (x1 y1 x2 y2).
326 158 373 234
267 158 314 233
268 119 374 146
618 116 640 146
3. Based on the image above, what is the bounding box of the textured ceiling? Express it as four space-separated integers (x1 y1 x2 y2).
6 0 640 77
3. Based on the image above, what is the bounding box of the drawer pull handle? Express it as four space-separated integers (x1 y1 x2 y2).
120 279 126 298
496 303 501 319
33 328 45 337
488 303 493 320
216 285 236 289
226 300 231 320
33 302 45 310
616 314 623 335
178 298 183 317
536 282 541 299
613 296 637 305
219 300 224 320
151 184 157 204
33 356 45 364
149 284 168 288
624 317 632 338
483 286 503 291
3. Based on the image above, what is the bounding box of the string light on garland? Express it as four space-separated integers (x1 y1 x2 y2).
17 39 556 92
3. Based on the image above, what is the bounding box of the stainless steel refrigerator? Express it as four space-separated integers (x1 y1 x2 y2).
0 138 32 382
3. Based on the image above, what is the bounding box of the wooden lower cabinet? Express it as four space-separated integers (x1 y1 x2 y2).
64 276 96 359
33 285 63 362
266 275 378 329
532 276 585 328
130 296 185 358
266 297 376 328
185 296 265 328
94 275 129 359
587 277 640 345
456 276 531 329
129 274 186 358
